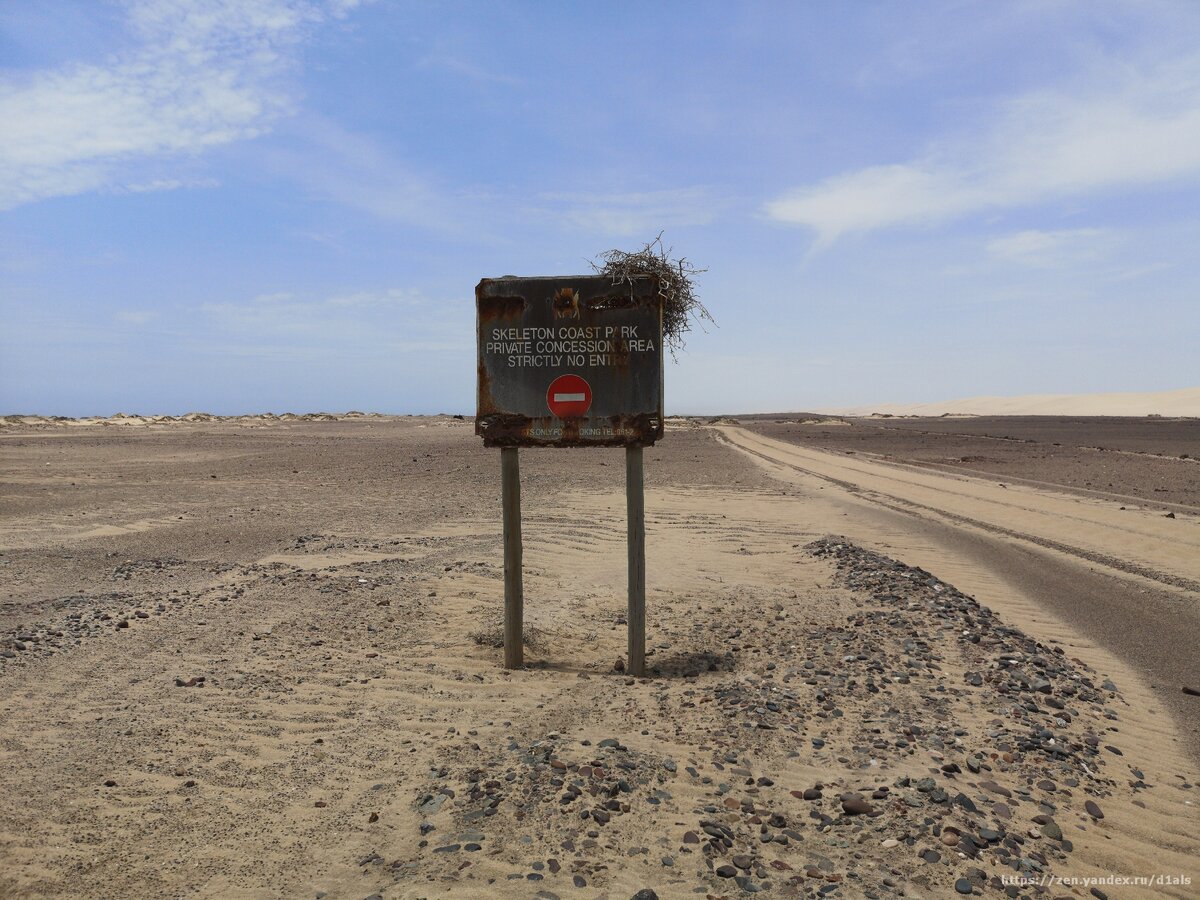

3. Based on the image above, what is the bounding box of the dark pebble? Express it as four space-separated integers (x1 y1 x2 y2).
841 795 875 815
979 780 1011 798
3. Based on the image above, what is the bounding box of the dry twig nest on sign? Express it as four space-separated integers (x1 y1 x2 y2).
591 232 712 357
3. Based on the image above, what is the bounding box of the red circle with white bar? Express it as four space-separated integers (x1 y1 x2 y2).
546 374 592 418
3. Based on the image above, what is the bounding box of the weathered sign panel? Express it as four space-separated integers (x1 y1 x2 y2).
476 275 663 447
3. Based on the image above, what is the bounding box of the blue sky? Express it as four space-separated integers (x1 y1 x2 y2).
2 0 1198 415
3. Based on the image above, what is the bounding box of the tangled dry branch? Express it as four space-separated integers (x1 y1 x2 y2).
591 233 712 357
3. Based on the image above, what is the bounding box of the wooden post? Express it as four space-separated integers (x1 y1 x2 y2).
501 447 523 669
626 444 646 677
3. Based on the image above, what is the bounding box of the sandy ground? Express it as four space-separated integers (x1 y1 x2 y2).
0 417 1197 899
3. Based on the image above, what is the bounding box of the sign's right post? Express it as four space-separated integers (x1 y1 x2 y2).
502 446 524 669
626 444 646 677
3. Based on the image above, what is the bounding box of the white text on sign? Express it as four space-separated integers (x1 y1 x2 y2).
485 323 657 369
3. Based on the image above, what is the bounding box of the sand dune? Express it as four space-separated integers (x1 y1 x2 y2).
827 386 1200 418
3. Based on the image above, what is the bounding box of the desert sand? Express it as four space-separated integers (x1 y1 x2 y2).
1 416 1197 898
825 386 1200 418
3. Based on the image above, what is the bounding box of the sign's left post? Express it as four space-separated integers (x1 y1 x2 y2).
501 446 523 668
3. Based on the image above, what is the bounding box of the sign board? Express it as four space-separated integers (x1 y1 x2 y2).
476 275 664 448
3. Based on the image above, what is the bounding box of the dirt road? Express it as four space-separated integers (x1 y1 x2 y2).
718 425 1200 751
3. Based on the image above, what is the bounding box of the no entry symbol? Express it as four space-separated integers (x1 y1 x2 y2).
547 374 592 418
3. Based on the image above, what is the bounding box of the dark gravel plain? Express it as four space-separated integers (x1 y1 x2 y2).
740 415 1199 511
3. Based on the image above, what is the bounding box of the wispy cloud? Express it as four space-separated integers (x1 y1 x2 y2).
986 228 1113 268
765 53 1200 244
541 187 721 236
198 286 468 352
416 54 523 86
0 0 361 210
120 176 221 194
265 115 458 228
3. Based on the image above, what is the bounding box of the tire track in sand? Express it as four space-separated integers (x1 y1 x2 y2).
715 426 1200 596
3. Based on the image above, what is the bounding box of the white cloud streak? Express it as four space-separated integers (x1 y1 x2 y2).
265 115 457 228
416 54 523 87
985 228 1112 268
765 54 1200 243
198 286 469 353
541 187 720 236
0 0 359 210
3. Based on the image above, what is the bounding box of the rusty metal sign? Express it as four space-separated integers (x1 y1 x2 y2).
476 275 663 447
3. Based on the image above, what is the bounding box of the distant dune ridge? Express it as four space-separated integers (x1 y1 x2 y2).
827 386 1200 418
0 412 393 427
4 388 1198 425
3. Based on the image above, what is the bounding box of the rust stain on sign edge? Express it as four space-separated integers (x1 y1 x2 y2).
477 412 663 449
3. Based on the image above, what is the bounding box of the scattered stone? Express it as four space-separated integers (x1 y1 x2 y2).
841 795 875 816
